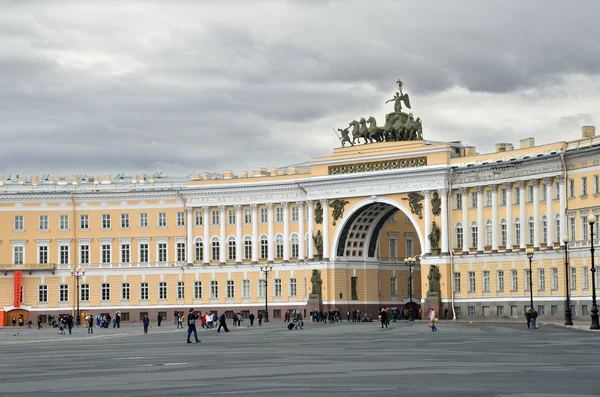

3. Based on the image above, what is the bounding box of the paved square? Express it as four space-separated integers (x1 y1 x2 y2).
0 320 599 396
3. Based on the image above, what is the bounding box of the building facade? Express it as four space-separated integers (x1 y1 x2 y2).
1 126 599 324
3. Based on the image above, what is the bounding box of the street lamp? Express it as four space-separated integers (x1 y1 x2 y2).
259 263 273 323
586 214 599 330
562 236 573 326
526 248 534 312
70 267 85 326
405 257 417 321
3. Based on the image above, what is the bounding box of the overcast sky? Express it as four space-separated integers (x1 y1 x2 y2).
2 0 600 177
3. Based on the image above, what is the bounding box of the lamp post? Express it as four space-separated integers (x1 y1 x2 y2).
526 248 534 312
405 257 416 321
587 214 600 330
70 267 85 326
259 263 273 323
562 236 573 326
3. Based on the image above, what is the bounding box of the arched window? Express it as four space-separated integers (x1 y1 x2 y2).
486 220 492 246
500 219 507 246
211 237 220 261
290 233 299 258
244 236 252 260
228 236 236 261
275 234 284 258
541 215 548 243
528 216 535 244
194 237 203 262
455 223 463 249
471 221 478 248
260 235 268 259
555 214 561 242
514 218 521 245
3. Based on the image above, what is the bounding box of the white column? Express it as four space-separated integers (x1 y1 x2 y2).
545 177 553 248
203 206 210 264
519 181 526 250
440 189 449 254
560 180 566 245
235 205 242 264
477 186 484 253
504 183 513 251
219 205 226 264
267 203 274 262
282 202 290 262
491 185 499 252
461 188 469 253
307 201 315 259
297 201 305 262
186 207 193 264
423 191 431 255
251 204 258 263
321 199 330 260
533 180 540 249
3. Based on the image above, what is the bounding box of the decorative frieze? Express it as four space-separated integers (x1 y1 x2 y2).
328 157 427 175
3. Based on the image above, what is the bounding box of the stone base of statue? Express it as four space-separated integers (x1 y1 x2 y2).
307 293 322 311
313 254 322 262
430 248 440 256
424 291 442 318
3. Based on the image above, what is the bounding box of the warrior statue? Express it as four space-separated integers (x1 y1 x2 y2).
337 127 354 147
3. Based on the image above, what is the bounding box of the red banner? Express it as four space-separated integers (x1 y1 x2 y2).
14 271 22 308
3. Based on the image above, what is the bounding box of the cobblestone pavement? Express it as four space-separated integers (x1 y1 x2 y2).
0 320 599 397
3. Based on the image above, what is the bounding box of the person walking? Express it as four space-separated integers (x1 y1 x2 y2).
37 315 43 330
429 309 438 332
294 312 304 330
525 309 532 329
186 308 200 343
143 315 150 334
157 313 162 327
114 312 121 328
66 314 73 335
443 308 449 320
249 313 255 327
87 314 94 334
174 310 178 326
178 313 184 329
217 313 229 333
380 309 389 329
258 313 263 326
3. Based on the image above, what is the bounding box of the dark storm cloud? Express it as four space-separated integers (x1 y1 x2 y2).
1 0 600 176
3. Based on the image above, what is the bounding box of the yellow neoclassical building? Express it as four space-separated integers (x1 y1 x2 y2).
1 123 600 325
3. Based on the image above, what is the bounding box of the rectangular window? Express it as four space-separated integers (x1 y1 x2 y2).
570 267 577 290
122 283 130 300
212 210 219 225
121 244 130 263
177 281 184 299
551 305 558 316
274 278 282 297
228 210 235 225
581 217 589 241
260 208 267 223
405 237 414 257
455 193 462 210
258 279 266 298
227 280 234 298
13 246 24 265
468 306 475 316
582 305 589 316
39 215 48 231
177 212 185 227
470 192 477 208
527 185 534 203
581 176 588 196
194 211 203 226
569 179 575 198
497 306 504 316
291 206 298 222
194 281 202 299
525 270 531 291
390 277 398 296
242 280 250 298
351 276 358 300
552 268 558 290
289 278 297 297
483 271 490 292
389 238 397 259
501 189 507 205
244 239 252 260
158 243 167 262
541 185 547 202
177 242 185 262
538 268 545 291
39 246 48 264
139 213 148 228
140 282 149 300
210 280 218 299
101 283 110 301
120 214 130 229
468 271 476 292
80 283 89 302
228 239 236 260
485 190 492 207
583 266 589 289
59 284 69 302
159 282 167 300
514 187 521 204
140 243 149 263
102 214 111 229
38 285 48 303
60 245 69 265
595 175 600 195
453 272 461 292
569 217 576 241
80 214 88 230
79 245 89 264
555 182 560 200
14 215 24 231
158 212 166 227
497 271 504 292
275 207 283 223
244 209 251 224
101 244 111 264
